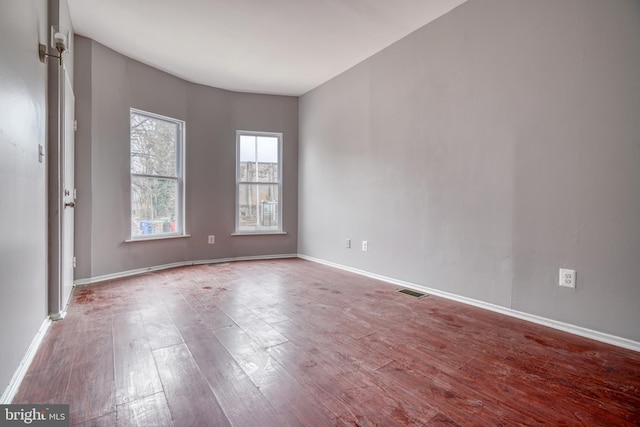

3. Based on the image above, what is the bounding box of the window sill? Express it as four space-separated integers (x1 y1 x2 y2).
231 231 287 236
125 234 191 243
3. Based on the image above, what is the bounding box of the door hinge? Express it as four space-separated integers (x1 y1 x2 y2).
73 119 78 131
73 257 76 268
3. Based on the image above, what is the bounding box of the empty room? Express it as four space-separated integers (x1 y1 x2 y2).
1 0 639 425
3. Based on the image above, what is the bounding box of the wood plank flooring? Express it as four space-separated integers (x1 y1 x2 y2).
12 259 640 426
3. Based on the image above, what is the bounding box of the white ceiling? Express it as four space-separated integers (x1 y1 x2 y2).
67 0 467 96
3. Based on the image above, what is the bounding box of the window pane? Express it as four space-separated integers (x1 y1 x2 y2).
239 136 256 162
131 176 178 237
130 112 178 176
256 137 278 162
239 136 256 181
240 160 256 182
257 161 278 183
238 183 279 231
257 137 278 183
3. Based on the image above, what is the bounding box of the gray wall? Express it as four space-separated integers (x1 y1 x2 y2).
0 0 48 394
74 39 298 279
299 0 640 341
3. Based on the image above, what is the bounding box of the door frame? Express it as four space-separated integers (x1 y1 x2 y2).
49 64 75 320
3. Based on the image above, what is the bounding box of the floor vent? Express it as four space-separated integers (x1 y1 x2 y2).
397 289 428 298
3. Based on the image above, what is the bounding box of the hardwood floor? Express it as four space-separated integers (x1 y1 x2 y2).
12 259 640 426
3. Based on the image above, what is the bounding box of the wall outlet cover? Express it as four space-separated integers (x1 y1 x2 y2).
559 268 576 288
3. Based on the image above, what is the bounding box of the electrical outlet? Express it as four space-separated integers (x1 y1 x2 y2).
346 239 351 248
559 268 576 288
208 235 215 244
362 240 368 251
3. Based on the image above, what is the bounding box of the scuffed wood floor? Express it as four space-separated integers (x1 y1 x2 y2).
13 259 640 426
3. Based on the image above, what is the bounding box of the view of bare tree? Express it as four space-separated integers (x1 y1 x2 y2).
130 111 181 236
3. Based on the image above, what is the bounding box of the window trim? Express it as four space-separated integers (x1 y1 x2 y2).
129 108 186 240
235 130 283 234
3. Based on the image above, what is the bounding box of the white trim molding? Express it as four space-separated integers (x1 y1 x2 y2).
297 254 640 353
1 318 52 404
49 310 67 321
73 254 298 286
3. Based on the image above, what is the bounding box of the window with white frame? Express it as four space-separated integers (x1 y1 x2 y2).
130 109 185 239
236 131 282 233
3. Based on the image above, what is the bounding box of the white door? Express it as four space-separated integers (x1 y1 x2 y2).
60 69 75 311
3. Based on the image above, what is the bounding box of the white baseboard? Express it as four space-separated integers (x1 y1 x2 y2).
73 254 298 286
74 261 188 286
1 318 52 404
297 254 640 353
49 311 67 321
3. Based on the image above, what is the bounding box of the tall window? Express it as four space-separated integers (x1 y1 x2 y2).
236 131 282 233
130 109 185 239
